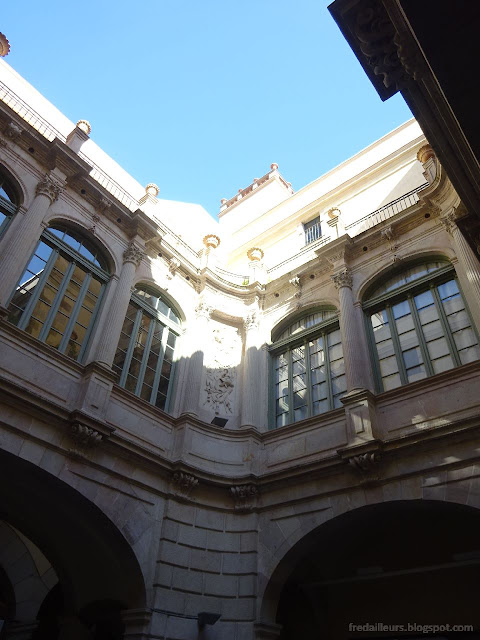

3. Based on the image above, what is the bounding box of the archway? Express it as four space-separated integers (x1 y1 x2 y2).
266 500 480 639
0 449 146 638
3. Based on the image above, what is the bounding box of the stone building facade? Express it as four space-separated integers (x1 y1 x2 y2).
1 57 480 640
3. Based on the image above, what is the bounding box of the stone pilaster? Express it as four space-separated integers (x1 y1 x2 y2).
92 242 145 367
241 311 262 428
0 173 64 307
331 268 364 392
442 209 480 331
181 301 213 416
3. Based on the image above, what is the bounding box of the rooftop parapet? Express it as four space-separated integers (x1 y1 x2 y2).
219 163 293 215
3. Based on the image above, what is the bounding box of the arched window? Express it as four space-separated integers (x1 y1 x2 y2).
271 308 346 428
112 285 180 411
364 259 480 392
7 225 109 360
0 169 19 237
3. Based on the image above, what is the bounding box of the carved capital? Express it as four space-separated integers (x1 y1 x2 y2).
172 471 199 497
35 174 64 204
123 242 145 266
331 268 353 290
440 210 458 236
289 276 301 288
230 484 258 510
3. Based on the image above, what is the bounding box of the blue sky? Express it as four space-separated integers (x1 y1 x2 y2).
2 0 412 218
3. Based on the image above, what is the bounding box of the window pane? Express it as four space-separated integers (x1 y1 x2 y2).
459 344 480 364
403 346 423 369
383 373 402 391
380 355 399 377
406 364 426 383
432 355 454 374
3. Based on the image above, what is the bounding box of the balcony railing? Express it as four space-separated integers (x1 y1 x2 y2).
214 266 249 286
345 183 429 234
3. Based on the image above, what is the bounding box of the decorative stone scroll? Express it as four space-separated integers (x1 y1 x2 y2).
35 174 64 204
172 471 199 498
230 484 258 510
2 121 22 142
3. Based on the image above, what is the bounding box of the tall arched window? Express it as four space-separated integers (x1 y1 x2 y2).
112 285 181 411
7 225 109 361
271 308 346 427
365 260 480 392
0 169 19 237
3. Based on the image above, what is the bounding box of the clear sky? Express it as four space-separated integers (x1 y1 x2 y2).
2 0 412 218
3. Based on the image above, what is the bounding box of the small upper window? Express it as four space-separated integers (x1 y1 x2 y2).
304 216 321 245
0 169 19 236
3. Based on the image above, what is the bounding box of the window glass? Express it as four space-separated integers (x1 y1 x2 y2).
368 270 479 392
273 310 343 427
7 226 108 361
0 170 19 235
113 287 180 412
369 261 448 298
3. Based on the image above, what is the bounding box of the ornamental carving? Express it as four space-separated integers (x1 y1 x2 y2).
230 485 258 510
69 423 103 454
243 311 259 332
3 121 22 141
167 257 181 277
195 301 214 320
0 32 10 57
348 452 381 474
354 2 421 92
247 247 264 262
417 144 435 164
172 471 199 497
203 323 241 416
331 269 353 290
203 234 221 250
441 210 458 236
123 243 145 266
36 175 64 204
76 119 91 135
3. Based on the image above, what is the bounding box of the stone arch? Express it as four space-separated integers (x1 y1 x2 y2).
133 278 186 324
259 494 480 628
355 249 456 303
270 302 339 342
43 216 118 275
0 521 58 624
0 448 147 625
0 161 27 208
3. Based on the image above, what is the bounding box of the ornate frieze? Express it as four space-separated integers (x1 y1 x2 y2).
172 471 199 498
331 268 353 290
230 484 258 510
35 174 64 204
123 242 145 266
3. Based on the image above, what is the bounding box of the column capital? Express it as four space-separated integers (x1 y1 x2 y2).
440 209 459 236
331 268 353 290
123 242 145 266
35 173 64 204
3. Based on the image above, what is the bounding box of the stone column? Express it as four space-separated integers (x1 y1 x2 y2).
92 242 145 367
0 173 63 308
331 268 364 392
241 311 261 428
181 301 212 416
442 210 480 331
